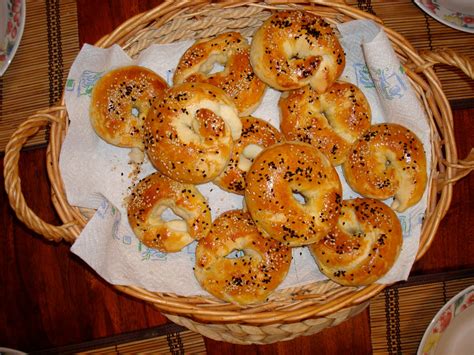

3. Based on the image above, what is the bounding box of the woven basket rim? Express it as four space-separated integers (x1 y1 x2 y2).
5 0 462 328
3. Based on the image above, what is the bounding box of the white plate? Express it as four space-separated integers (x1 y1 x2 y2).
414 0 474 34
0 0 26 76
418 285 474 355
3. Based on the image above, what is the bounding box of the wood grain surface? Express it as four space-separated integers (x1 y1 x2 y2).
0 1 472 353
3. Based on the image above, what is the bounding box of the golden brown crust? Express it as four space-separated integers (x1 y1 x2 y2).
250 11 345 92
90 65 168 149
245 142 342 247
194 210 292 305
174 32 266 116
309 198 403 286
127 172 211 253
279 81 371 165
144 82 242 184
213 116 284 194
342 123 427 212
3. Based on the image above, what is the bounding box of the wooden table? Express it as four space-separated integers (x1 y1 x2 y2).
1 1 473 353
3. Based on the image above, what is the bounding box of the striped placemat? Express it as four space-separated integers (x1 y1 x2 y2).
0 0 79 151
348 0 474 104
369 270 474 354
32 323 207 354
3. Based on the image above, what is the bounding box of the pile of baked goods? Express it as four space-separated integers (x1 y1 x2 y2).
89 10 427 304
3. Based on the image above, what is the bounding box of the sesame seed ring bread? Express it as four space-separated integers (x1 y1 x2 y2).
308 198 403 286
194 209 292 305
90 65 168 150
213 116 284 194
245 142 343 247
144 82 242 184
342 123 427 212
250 11 345 92
127 172 211 253
279 81 372 165
173 32 266 117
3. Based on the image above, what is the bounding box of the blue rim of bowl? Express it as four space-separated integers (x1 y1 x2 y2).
0 0 26 77
417 285 474 355
414 0 474 34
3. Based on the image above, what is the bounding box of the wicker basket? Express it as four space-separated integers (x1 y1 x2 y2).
4 0 474 345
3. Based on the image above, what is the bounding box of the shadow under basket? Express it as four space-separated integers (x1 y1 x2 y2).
3 0 474 345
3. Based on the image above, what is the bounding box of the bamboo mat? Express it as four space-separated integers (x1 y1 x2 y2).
33 323 207 354
369 270 474 354
0 0 79 151
0 1 472 151
348 0 474 103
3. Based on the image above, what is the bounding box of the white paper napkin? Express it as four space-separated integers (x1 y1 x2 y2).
61 19 431 296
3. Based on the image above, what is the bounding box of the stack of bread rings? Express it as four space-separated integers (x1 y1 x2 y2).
88 10 428 304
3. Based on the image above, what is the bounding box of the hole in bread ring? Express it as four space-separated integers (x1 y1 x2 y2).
194 210 291 305
224 247 262 263
150 205 189 233
224 249 245 259
131 107 140 118
127 172 211 253
284 42 322 80
199 54 227 76
213 117 285 195
292 190 308 205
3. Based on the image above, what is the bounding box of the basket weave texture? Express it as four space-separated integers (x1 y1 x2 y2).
3 0 474 345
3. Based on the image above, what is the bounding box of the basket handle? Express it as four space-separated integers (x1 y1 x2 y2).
418 49 473 79
440 148 474 186
3 107 78 242
416 49 474 186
